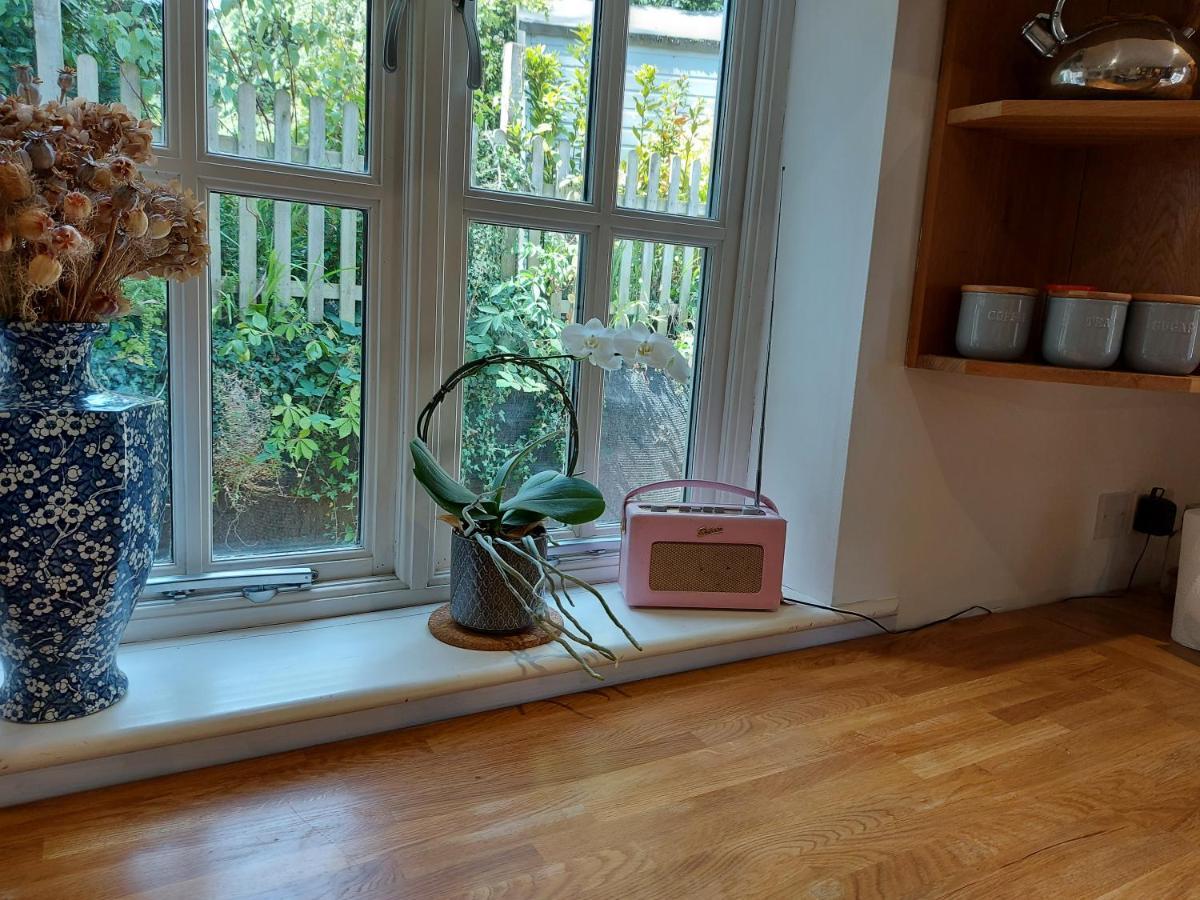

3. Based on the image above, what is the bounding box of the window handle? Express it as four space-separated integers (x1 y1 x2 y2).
383 0 481 91
383 0 411 73
453 0 483 90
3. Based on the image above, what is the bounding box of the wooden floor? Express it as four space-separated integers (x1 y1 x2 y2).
6 596 1200 899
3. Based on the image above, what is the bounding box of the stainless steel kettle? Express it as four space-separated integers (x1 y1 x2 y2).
1022 0 1200 99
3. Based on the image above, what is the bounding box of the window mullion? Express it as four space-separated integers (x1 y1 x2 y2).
423 0 469 579
193 158 386 201
562 0 628 536
572 226 610 539
589 0 630 216
167 0 210 577
461 192 600 233
176 272 213 574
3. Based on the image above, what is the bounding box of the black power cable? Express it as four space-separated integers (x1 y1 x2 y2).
788 527 1174 635
781 597 992 635
784 522 1182 635
1126 533 1153 593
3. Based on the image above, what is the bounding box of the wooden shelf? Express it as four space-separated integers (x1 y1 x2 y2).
907 1 1200 392
915 355 1200 394
948 100 1200 144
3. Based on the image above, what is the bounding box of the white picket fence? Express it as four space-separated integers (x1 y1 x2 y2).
206 84 363 324
36 12 698 325
494 40 703 317
32 3 363 326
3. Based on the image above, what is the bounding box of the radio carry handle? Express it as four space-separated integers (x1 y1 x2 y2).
621 479 779 531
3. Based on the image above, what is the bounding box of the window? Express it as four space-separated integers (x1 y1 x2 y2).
6 0 776 632
415 0 767 574
7 0 398 625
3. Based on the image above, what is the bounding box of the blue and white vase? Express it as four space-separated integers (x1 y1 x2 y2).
0 321 168 723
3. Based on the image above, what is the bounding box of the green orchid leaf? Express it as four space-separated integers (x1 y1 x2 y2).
487 429 564 499
498 470 559 528
409 438 479 518
500 506 548 528
501 472 605 525
512 469 558 493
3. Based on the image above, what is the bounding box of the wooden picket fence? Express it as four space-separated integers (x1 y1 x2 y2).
39 15 698 325
488 132 703 317
206 84 363 324
494 40 703 316
39 38 363 326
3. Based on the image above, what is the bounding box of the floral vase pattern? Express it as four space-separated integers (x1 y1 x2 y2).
0 321 168 723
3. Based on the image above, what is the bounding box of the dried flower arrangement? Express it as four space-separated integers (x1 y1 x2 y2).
0 64 208 323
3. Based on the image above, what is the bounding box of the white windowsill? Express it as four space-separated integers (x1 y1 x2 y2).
0 587 897 806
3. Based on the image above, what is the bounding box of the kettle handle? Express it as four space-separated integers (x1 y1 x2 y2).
1049 0 1070 42
1023 0 1070 57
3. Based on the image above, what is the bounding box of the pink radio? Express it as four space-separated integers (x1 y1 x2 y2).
619 479 786 611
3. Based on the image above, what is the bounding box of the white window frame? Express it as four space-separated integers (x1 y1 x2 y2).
407 0 777 584
118 0 791 641
124 0 406 639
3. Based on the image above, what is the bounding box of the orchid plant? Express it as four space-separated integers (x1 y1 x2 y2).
410 320 689 677
561 319 692 382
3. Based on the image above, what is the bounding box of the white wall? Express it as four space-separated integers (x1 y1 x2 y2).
827 0 1200 623
760 0 900 601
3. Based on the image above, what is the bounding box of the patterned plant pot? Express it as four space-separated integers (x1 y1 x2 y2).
449 530 548 633
0 321 168 723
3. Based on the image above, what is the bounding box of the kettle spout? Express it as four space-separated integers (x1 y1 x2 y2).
1023 13 1061 57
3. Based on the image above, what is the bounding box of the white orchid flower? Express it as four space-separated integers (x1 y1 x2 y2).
613 324 675 370
560 318 613 360
590 347 624 371
665 351 692 383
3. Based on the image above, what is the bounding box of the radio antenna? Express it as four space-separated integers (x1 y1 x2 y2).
754 166 785 508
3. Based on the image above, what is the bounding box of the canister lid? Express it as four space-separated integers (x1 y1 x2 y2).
961 285 1039 296
1048 290 1132 302
1131 292 1200 305
1045 284 1097 293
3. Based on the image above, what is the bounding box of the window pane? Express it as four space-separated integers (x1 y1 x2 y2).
461 222 580 492
598 238 702 523
209 192 365 559
470 0 595 201
3 0 165 133
92 278 172 563
206 0 368 173
616 0 727 217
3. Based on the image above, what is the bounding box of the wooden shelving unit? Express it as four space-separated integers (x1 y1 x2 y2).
907 0 1200 395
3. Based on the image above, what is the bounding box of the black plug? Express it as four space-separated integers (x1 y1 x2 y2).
1133 487 1177 537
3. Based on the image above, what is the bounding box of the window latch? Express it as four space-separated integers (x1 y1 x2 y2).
452 0 483 90
382 0 411 74
144 568 316 604
383 0 482 90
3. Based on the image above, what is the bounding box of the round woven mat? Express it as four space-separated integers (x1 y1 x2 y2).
427 604 563 651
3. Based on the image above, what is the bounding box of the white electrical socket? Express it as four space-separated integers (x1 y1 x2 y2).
1094 491 1134 540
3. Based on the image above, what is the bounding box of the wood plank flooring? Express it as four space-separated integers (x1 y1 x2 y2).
5 595 1200 899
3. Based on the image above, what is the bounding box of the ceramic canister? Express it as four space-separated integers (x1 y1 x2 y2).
1042 290 1132 370
1123 293 1200 375
955 285 1039 361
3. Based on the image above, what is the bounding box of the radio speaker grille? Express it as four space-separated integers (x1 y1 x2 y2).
648 542 764 594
